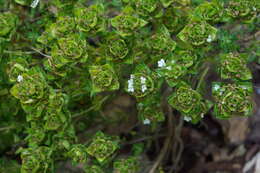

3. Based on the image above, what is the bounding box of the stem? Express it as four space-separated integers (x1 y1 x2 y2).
0 126 14 132
3 50 34 54
196 66 210 91
72 106 95 119
30 47 51 58
149 102 174 173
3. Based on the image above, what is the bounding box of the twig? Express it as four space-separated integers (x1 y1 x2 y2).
170 117 184 172
196 65 210 91
148 105 174 173
72 107 95 121
30 47 51 58
0 126 14 132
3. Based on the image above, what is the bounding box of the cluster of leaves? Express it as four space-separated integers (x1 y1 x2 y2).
0 0 259 172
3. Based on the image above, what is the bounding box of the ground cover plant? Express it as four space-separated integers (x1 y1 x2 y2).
0 0 259 172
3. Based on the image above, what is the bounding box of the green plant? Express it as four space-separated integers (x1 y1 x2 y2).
0 0 258 172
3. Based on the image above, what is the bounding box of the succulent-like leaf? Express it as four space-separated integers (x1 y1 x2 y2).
0 12 18 40
146 25 176 54
177 19 218 46
168 82 208 123
10 68 48 104
111 14 148 37
194 1 224 23
20 146 53 173
37 17 76 45
6 57 29 83
226 0 258 23
67 144 88 164
219 52 252 81
103 34 132 63
113 156 140 173
74 4 106 33
89 64 120 93
86 131 120 163
212 82 253 119
161 6 189 33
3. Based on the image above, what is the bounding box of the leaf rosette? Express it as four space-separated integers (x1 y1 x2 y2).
219 53 252 81
46 34 88 75
113 156 140 173
147 25 176 53
212 82 253 119
89 64 120 93
67 144 88 164
226 0 258 23
174 50 197 68
111 14 148 37
161 6 188 33
0 12 18 41
37 17 76 45
177 20 218 46
6 57 29 83
74 4 106 33
168 82 208 123
44 111 67 131
104 35 132 63
134 0 162 17
20 147 53 173
10 68 48 104
194 2 224 23
86 131 120 163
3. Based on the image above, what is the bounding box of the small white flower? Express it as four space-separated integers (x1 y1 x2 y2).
207 35 213 43
158 59 166 68
253 7 256 11
17 75 23 82
30 0 40 8
184 116 192 122
140 76 146 84
213 84 220 91
140 76 147 93
127 75 135 92
201 113 204 118
143 119 151 125
141 85 147 93
166 66 172 70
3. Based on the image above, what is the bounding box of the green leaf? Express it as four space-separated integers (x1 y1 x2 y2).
212 82 253 119
168 82 208 123
113 156 140 173
219 52 252 81
177 19 218 46
89 64 120 93
111 14 148 37
86 131 120 163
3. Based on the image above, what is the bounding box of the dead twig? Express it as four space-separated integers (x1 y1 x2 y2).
30 47 51 58
148 104 174 173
